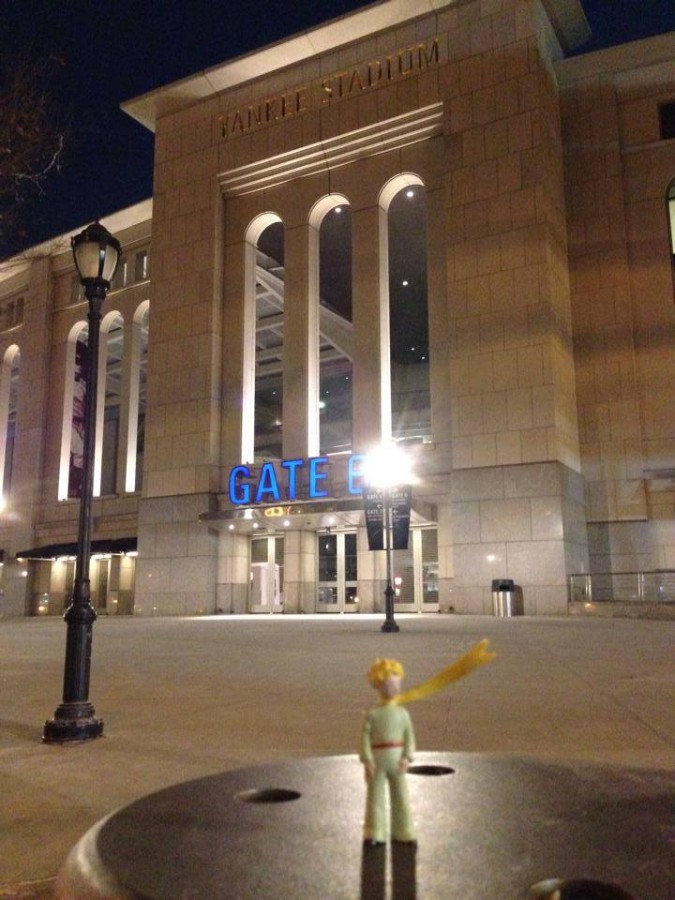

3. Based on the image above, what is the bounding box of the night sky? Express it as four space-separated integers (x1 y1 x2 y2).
2 0 673 257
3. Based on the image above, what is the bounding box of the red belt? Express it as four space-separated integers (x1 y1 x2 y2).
372 742 405 749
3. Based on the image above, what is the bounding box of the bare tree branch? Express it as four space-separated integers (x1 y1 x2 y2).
0 53 71 258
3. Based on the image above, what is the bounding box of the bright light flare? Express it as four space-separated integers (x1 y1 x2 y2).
362 443 415 489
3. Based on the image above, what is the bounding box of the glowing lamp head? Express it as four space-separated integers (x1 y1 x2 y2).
71 221 121 291
362 443 414 489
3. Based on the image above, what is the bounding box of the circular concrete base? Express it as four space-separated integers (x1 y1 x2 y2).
56 753 674 899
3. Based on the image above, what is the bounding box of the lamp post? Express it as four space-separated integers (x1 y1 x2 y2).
43 222 120 744
381 482 399 633
363 444 413 634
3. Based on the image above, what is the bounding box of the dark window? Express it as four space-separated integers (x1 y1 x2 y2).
0 296 25 331
254 221 285 460
134 250 148 282
659 102 675 140
112 257 128 290
319 204 353 456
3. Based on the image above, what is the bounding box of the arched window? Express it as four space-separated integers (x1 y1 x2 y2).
0 345 20 508
380 175 431 444
96 312 124 496
244 214 285 461
309 195 353 456
126 302 149 492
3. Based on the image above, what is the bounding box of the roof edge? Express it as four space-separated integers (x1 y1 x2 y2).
555 31 675 83
0 198 153 282
122 0 593 132
540 0 590 54
120 0 465 131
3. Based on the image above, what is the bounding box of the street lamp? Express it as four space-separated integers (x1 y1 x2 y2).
363 444 413 634
43 222 121 744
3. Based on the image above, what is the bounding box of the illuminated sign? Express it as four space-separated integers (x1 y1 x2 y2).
228 455 365 506
218 39 440 139
264 506 291 517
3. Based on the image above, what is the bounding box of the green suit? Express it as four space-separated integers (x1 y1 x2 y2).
360 701 416 842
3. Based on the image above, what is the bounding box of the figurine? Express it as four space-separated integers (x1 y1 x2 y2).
360 658 416 846
358 640 497 847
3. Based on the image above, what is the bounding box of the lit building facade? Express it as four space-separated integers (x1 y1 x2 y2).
1 0 674 617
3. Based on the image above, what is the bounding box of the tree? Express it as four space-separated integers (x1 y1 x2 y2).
0 54 70 258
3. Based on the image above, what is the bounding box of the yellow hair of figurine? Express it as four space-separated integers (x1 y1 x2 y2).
367 658 405 687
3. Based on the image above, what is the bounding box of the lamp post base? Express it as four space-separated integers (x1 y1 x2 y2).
43 702 104 744
381 583 400 633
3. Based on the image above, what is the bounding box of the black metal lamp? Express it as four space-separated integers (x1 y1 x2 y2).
71 220 121 291
380 482 400 633
363 444 412 634
43 222 121 744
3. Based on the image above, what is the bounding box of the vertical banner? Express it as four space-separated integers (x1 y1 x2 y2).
68 337 87 499
363 487 384 551
391 485 412 550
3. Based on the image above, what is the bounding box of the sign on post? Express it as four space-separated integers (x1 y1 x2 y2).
364 488 384 551
391 485 412 550
363 485 412 551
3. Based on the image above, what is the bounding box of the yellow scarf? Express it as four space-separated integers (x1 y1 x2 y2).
394 639 496 705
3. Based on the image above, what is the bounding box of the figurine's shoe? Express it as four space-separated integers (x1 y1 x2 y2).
363 838 386 848
392 838 417 847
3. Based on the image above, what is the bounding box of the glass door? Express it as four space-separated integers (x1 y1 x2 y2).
317 531 359 613
91 555 111 613
420 528 439 611
250 536 284 613
393 528 439 613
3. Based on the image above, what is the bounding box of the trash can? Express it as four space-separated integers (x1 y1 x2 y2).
491 579 522 616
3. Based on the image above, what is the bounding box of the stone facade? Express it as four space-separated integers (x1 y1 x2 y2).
1 0 674 617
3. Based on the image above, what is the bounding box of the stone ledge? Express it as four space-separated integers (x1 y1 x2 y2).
569 600 675 620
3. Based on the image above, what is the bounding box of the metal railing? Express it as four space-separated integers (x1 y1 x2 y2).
569 571 675 604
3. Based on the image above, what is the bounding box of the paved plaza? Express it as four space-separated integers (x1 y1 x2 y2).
1 613 674 895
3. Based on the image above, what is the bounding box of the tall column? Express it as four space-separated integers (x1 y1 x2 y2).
217 532 249 614
221 239 248 465
1 257 52 616
356 524 385 614
442 5 589 614
282 224 312 459
352 206 386 453
117 314 136 493
283 530 317 614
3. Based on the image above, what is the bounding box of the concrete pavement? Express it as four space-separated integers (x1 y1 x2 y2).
1 613 674 894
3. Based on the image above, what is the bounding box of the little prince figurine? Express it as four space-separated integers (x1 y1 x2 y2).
360 658 416 846
359 640 496 847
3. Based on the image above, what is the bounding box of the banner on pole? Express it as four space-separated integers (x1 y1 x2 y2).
68 337 88 499
364 487 384 551
363 485 412 551
391 485 412 550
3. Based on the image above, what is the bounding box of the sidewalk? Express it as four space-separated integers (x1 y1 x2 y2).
1 614 674 893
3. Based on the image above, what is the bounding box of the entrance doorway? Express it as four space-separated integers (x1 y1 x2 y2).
316 531 359 613
392 527 439 613
250 535 284 613
91 555 111 613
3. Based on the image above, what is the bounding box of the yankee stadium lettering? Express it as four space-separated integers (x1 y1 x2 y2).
219 39 439 139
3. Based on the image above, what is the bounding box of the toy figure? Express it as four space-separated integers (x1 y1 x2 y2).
360 658 416 846
359 640 496 847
